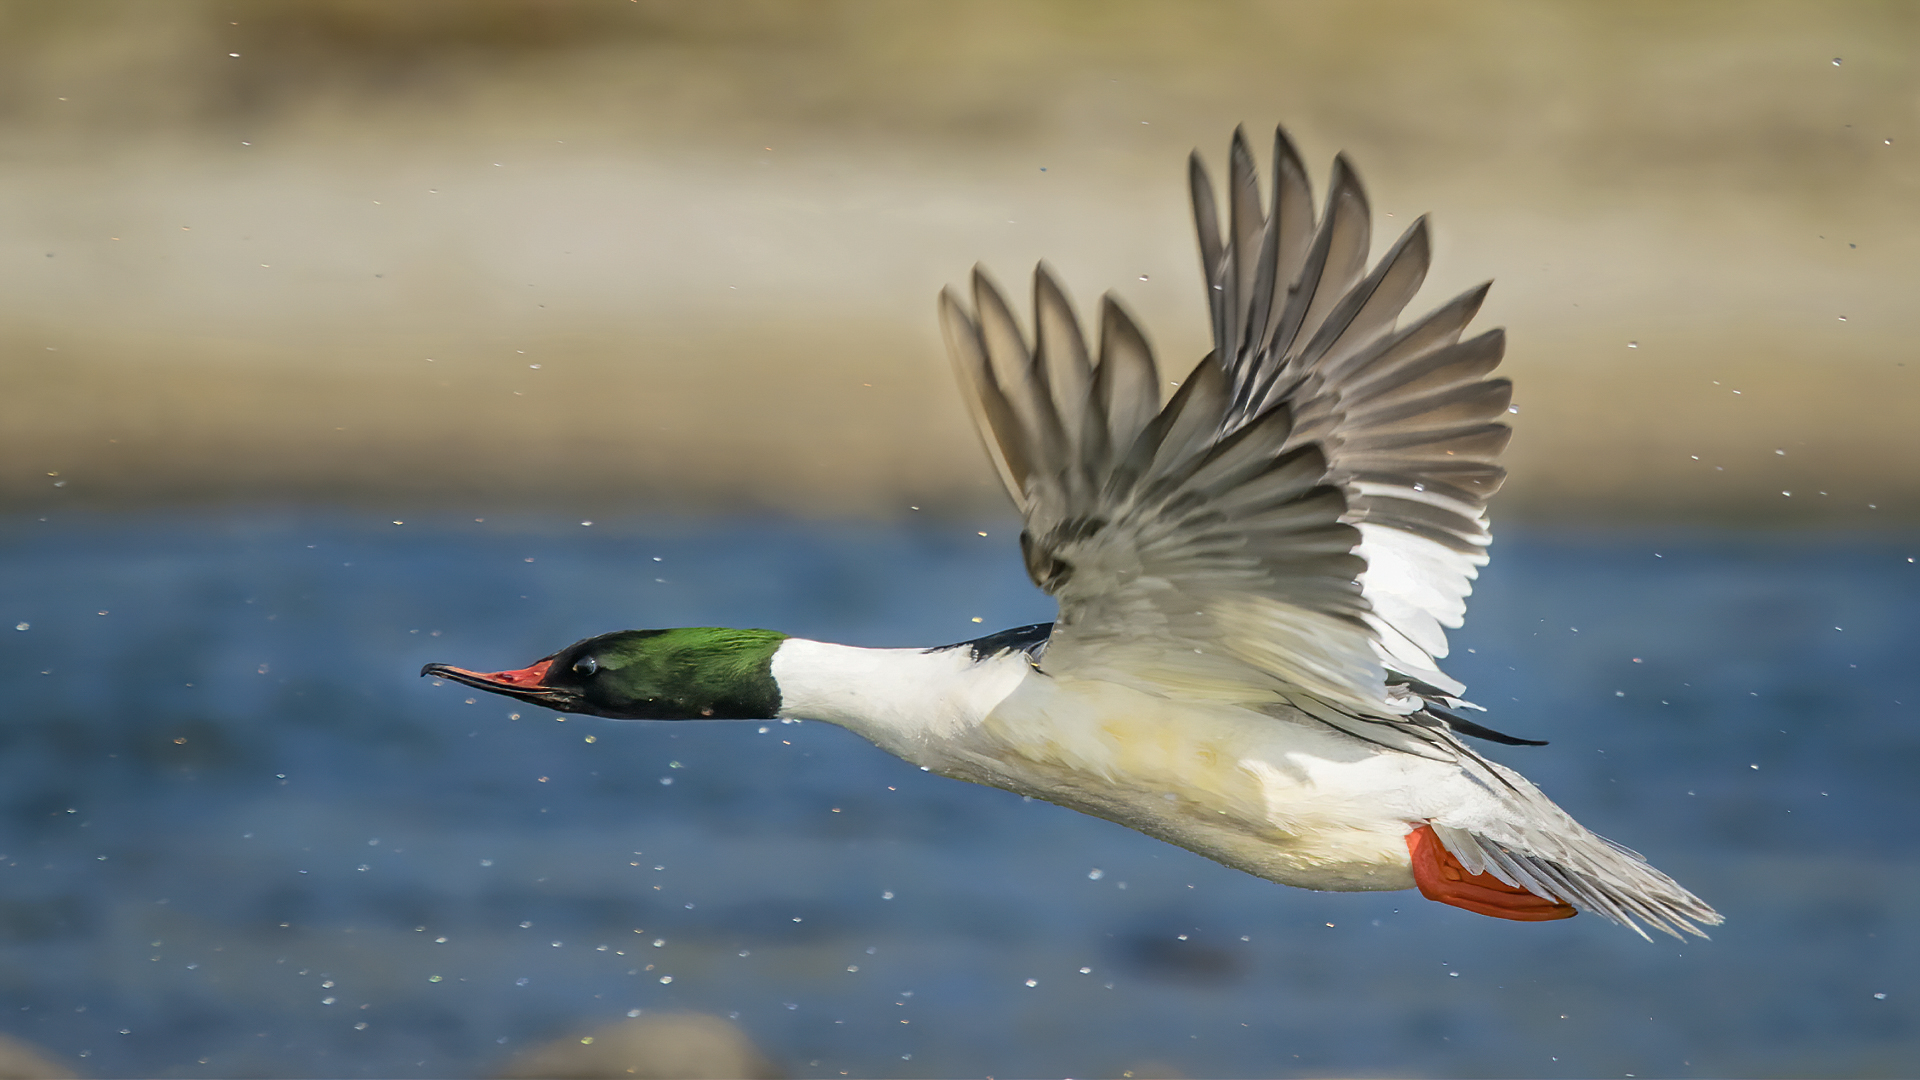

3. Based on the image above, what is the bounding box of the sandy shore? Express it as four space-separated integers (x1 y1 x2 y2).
3 1 1914 522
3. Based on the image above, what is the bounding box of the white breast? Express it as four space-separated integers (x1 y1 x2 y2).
772 638 1484 893
770 638 1030 761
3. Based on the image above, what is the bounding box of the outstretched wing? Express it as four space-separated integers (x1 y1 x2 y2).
941 267 1384 715
938 129 1728 937
1194 125 1511 702
938 125 1510 724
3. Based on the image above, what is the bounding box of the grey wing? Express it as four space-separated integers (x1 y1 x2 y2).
940 262 1390 714
939 125 1723 937
1195 125 1512 701
937 126 1510 720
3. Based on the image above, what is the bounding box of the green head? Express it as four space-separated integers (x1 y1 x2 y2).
423 627 787 720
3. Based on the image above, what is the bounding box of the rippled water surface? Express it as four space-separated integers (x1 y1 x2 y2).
1 512 1915 1077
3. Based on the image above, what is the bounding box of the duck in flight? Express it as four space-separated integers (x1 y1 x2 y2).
425 126 1721 939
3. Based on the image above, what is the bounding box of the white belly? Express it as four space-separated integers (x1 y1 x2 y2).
934 673 1448 892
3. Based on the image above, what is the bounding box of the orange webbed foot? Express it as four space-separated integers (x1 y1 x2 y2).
1406 824 1577 922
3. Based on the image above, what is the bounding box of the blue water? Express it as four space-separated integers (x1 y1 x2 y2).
1 512 1915 1078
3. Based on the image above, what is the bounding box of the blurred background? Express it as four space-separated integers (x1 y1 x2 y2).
1 2 1916 1077
3 0 1916 521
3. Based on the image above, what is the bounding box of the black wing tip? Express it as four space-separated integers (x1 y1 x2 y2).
1455 721 1548 748
1189 148 1215 189
1099 290 1144 332
1327 152 1371 209
971 269 1024 336
1230 125 1256 161
1033 261 1071 302
926 621 1055 663
1424 702 1548 747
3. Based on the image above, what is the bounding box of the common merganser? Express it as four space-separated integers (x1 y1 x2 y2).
425 126 1721 939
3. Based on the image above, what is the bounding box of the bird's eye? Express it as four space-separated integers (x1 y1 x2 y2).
572 656 598 676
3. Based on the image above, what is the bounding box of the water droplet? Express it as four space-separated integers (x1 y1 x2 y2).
1088 868 1104 880
1832 57 1843 65
13 623 26 631
427 975 442 983
881 891 894 900
1024 978 1037 987
1627 341 1638 348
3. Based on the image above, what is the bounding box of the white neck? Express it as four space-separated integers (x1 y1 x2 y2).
769 638 1030 765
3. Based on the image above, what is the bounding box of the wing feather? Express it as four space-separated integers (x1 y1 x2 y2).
938 287 1029 502
1033 266 1094 457
1188 151 1228 356
1092 296 1161 471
